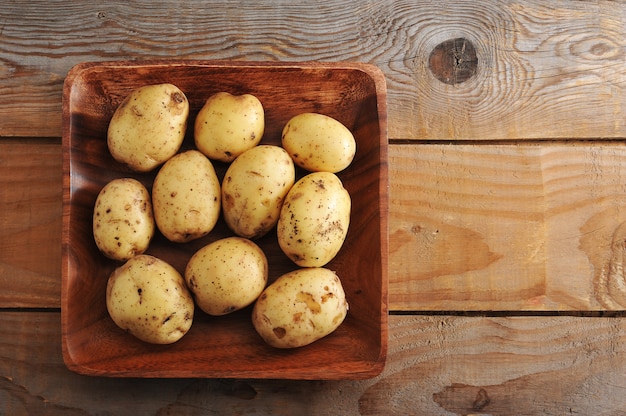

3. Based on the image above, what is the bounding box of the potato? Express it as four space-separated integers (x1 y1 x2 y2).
185 237 268 316
93 178 154 261
252 267 348 348
281 112 356 173
107 83 189 172
222 145 295 239
152 150 221 243
106 254 194 344
277 172 351 267
194 92 264 162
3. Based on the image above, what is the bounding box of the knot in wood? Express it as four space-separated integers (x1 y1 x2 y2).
428 38 478 85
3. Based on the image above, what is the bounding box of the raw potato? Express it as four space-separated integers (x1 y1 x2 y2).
107 83 189 172
93 178 154 261
252 267 349 348
185 237 268 316
281 112 356 173
194 92 264 162
152 150 221 243
277 172 351 267
222 145 295 239
106 254 194 344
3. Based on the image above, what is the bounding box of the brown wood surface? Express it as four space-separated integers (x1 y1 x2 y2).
3 0 626 414
2 312 626 415
0 139 62 308
390 142 626 311
1 0 625 141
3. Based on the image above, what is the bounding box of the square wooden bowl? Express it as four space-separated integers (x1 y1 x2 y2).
61 60 388 379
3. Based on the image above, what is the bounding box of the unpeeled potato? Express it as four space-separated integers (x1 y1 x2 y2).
194 92 265 162
252 267 349 348
107 83 188 172
106 254 195 344
185 237 268 316
222 145 295 239
152 150 221 243
277 172 351 267
93 178 154 261
281 112 356 173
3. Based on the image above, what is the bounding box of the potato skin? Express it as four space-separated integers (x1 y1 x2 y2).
194 92 264 163
222 145 295 239
277 172 351 267
107 83 188 172
185 237 268 316
281 112 356 173
106 255 194 344
152 150 221 243
252 267 349 348
93 178 154 261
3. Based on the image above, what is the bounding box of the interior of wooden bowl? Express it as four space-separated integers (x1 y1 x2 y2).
62 60 388 379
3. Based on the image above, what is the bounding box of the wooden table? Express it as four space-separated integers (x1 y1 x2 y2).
2 1 626 414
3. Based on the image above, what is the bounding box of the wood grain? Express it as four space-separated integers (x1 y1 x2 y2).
3 0 626 412
0 139 62 308
6 140 626 311
390 142 626 311
1 0 625 140
2 312 625 415
362 314 626 415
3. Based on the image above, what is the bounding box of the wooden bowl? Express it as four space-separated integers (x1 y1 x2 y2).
61 60 388 379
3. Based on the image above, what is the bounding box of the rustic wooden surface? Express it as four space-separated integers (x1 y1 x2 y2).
2 0 626 414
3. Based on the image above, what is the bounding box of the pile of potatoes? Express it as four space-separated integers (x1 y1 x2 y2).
93 83 356 348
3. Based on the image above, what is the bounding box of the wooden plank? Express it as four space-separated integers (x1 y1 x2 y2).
1 0 625 140
390 142 626 311
2 311 625 415
6 140 626 311
0 139 62 308
363 314 626 415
